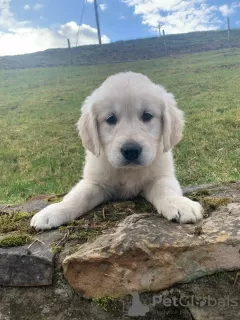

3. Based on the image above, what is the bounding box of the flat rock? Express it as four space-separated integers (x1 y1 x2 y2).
63 200 240 298
0 244 52 286
0 194 65 287
0 231 64 286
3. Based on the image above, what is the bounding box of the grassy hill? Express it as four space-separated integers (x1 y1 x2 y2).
0 48 240 203
1 29 240 69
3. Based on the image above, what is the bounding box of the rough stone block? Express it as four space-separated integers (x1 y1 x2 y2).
63 201 240 298
0 241 53 286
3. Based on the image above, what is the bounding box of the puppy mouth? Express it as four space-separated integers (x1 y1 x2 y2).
122 159 143 167
109 155 152 169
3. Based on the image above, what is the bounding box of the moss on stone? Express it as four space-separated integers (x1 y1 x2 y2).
189 188 212 197
68 229 103 242
51 228 104 253
201 196 231 211
0 211 36 234
93 296 121 312
50 201 142 253
188 188 231 215
51 245 63 254
47 195 64 203
188 188 211 198
0 234 33 247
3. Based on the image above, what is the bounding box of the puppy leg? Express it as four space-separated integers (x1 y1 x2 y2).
30 180 105 230
142 177 203 223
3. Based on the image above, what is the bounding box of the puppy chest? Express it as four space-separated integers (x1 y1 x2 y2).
110 177 145 199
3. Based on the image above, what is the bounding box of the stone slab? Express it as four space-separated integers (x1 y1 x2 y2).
63 201 240 298
0 231 64 286
0 242 53 286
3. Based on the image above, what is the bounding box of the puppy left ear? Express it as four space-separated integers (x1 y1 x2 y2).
162 92 184 152
77 111 101 157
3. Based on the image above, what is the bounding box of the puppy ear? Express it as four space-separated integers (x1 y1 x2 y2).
77 102 100 157
162 92 184 152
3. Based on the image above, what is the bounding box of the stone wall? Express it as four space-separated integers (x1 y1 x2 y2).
0 182 240 319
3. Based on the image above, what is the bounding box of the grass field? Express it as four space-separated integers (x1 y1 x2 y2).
0 49 240 204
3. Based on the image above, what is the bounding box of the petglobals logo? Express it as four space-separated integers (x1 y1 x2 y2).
122 291 239 318
152 294 239 308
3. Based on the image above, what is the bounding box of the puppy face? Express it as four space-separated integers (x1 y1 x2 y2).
95 92 161 168
78 72 184 168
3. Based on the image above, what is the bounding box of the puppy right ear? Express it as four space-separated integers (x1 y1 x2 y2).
162 92 184 153
77 100 100 157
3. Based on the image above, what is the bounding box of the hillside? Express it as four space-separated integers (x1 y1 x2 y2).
0 29 240 69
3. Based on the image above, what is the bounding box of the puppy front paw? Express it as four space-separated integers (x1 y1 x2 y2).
30 202 70 230
158 196 203 224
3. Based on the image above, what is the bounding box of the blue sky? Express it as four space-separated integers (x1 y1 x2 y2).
0 0 239 56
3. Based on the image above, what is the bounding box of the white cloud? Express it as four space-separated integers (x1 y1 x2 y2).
87 0 107 11
34 3 44 11
24 3 45 11
58 22 110 46
119 15 126 19
99 4 107 11
219 2 240 17
0 1 110 56
122 0 221 34
0 23 110 56
219 4 231 16
0 0 16 28
24 4 30 10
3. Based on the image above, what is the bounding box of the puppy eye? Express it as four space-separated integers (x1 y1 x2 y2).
142 112 153 122
106 114 117 125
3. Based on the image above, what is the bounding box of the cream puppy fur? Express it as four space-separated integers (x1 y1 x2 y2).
31 72 203 230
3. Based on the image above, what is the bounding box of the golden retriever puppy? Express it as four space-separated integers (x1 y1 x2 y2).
31 72 203 230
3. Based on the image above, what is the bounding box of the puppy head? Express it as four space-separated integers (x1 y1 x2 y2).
77 72 184 168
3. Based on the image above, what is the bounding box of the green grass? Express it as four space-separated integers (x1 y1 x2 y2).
0 48 240 204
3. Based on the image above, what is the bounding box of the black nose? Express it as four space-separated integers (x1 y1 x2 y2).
120 142 142 161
